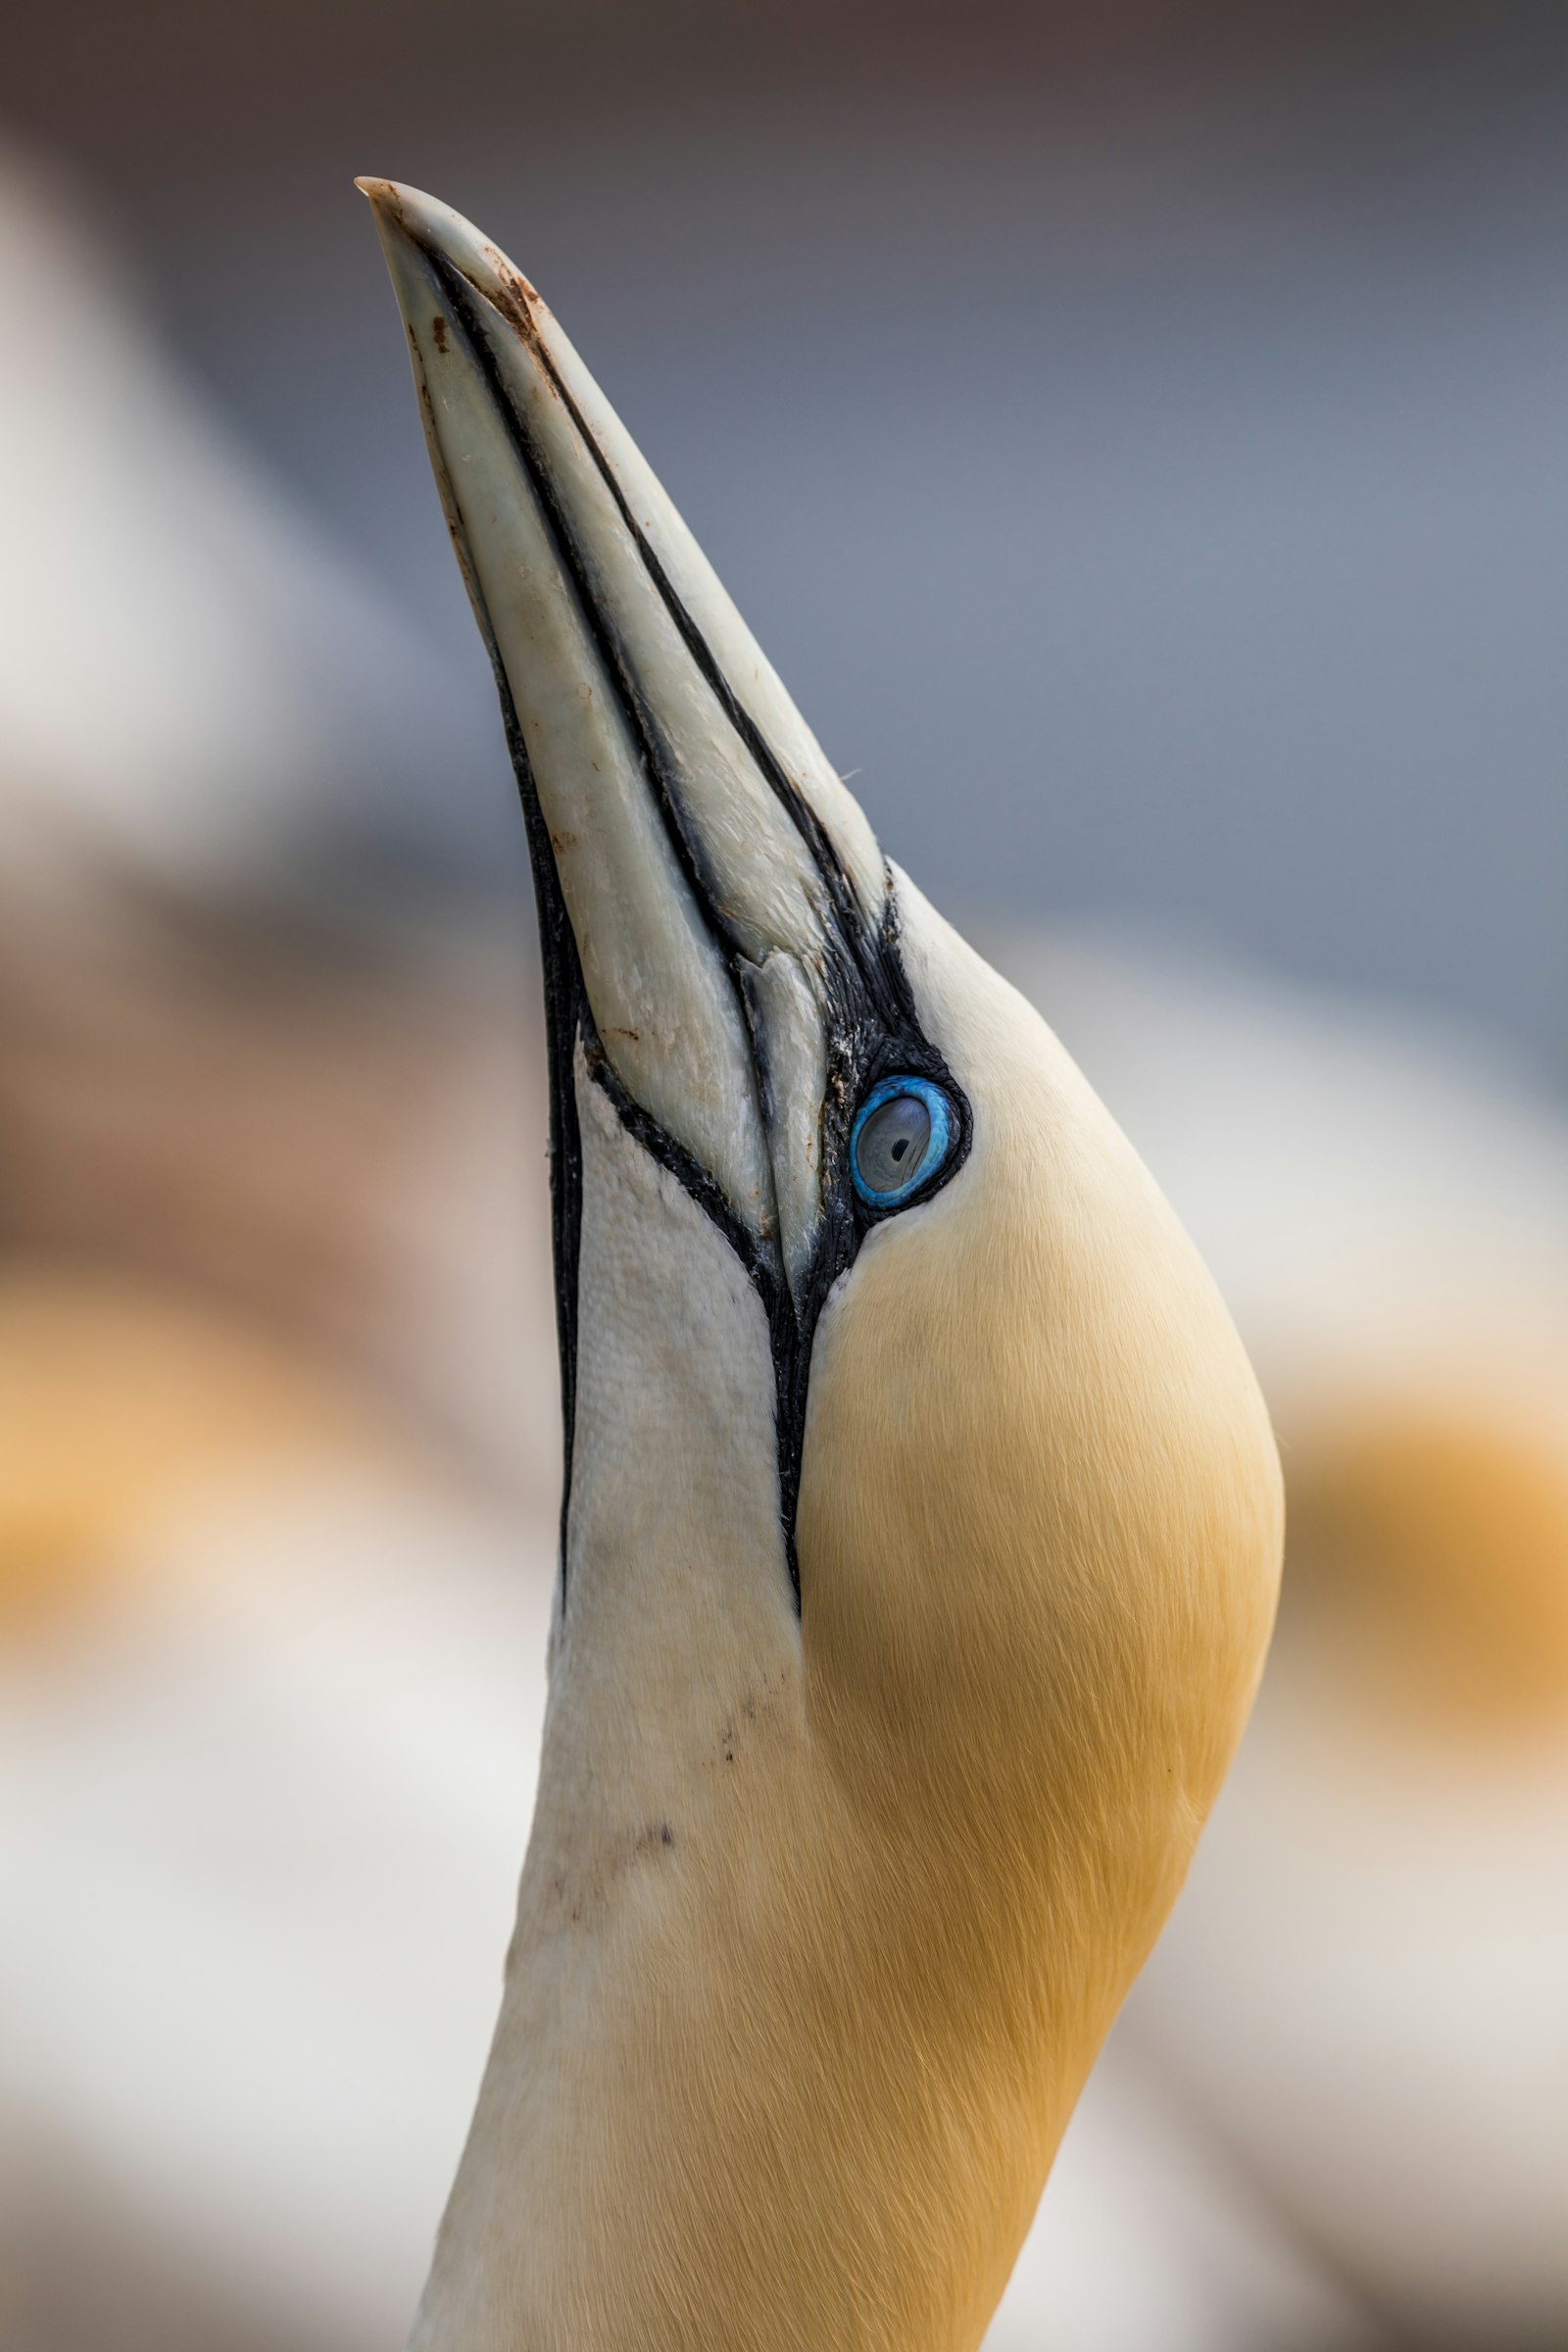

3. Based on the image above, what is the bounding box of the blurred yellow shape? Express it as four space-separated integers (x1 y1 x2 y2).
0 1264 395 1639
1290 1402 1568 1735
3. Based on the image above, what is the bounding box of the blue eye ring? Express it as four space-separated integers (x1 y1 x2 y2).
850 1075 955 1210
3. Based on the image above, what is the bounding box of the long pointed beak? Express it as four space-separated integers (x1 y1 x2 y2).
360 181 971 1592
358 177 895 1289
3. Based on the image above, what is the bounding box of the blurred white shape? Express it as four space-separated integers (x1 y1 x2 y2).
987 2031 1378 2351
0 1467 554 2350
0 147 481 900
1137 1662 1568 2336
995 928 1568 1424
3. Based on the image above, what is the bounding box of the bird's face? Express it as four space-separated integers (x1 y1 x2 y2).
371 166 1288 2144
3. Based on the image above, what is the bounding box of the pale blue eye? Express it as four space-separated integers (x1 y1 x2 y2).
851 1076 955 1209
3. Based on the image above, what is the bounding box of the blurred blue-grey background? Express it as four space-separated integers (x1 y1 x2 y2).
12 0 1567 1065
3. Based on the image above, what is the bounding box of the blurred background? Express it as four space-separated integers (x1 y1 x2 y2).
2 3 1565 2347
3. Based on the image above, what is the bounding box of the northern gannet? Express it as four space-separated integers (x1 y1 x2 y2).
361 181 1282 2352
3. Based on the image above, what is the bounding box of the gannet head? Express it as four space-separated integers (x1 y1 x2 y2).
362 180 1282 2352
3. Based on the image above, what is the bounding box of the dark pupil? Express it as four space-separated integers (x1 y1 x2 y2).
856 1094 931 1195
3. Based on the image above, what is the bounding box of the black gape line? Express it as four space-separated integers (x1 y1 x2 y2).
423 240 971 1606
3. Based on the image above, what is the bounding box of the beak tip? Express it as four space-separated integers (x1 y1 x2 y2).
354 180 536 320
357 180 434 295
355 176 407 236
